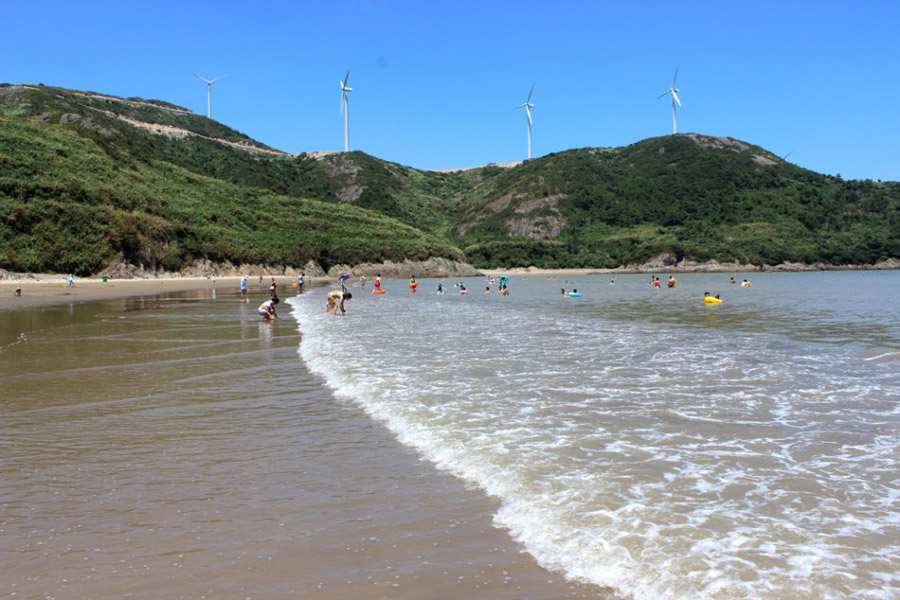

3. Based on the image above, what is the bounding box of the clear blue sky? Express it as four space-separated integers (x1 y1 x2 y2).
2 0 898 181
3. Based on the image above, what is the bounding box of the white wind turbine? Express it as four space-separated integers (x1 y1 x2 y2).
340 71 352 152
193 72 226 119
516 83 535 159
657 67 682 134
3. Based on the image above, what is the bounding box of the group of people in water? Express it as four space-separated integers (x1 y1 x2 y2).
248 273 752 320
648 276 678 288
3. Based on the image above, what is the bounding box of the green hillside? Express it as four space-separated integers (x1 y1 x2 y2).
452 136 900 268
0 85 462 275
1 83 899 275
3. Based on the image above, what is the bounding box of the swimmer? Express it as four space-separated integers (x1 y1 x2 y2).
668 276 677 288
258 297 279 320
326 290 352 316
741 279 752 287
561 288 566 296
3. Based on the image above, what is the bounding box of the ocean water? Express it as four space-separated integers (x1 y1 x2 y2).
289 271 900 600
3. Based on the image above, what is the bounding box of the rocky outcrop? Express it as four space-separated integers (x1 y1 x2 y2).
626 252 761 273
58 113 116 137
458 192 568 239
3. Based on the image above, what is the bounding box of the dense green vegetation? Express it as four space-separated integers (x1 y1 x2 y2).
0 87 461 274
1 84 898 274
451 139 900 268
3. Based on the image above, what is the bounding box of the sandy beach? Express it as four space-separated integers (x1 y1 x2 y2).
0 275 329 311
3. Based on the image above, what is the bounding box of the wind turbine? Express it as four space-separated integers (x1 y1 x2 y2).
340 71 352 152
657 67 682 134
192 73 226 119
516 83 535 159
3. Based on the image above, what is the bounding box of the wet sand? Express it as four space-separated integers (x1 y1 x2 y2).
0 287 610 599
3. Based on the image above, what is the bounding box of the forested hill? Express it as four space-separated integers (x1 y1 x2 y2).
1 83 898 275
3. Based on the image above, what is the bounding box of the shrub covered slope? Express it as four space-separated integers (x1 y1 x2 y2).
1 84 898 274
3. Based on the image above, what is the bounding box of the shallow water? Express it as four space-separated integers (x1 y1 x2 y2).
290 271 900 600
1 290 599 599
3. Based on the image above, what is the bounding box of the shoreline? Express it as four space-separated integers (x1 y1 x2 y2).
3 258 899 310
1 289 607 599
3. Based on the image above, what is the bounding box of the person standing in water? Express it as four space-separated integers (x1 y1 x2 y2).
326 290 352 316
298 273 304 294
240 276 249 302
374 274 382 292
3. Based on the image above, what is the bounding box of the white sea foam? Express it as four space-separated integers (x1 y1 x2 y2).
288 273 900 600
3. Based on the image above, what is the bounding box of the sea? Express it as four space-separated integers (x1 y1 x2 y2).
2 271 899 600
290 271 900 600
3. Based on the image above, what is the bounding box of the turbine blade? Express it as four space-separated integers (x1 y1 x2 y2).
657 90 670 100
672 91 682 106
672 66 679 87
343 71 350 87
526 107 533 126
527 82 534 102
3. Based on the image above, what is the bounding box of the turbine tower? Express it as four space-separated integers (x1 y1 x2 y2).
516 83 535 159
657 67 682 134
340 71 352 152
193 73 226 119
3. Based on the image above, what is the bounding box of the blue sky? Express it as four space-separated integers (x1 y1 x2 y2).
2 0 898 181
